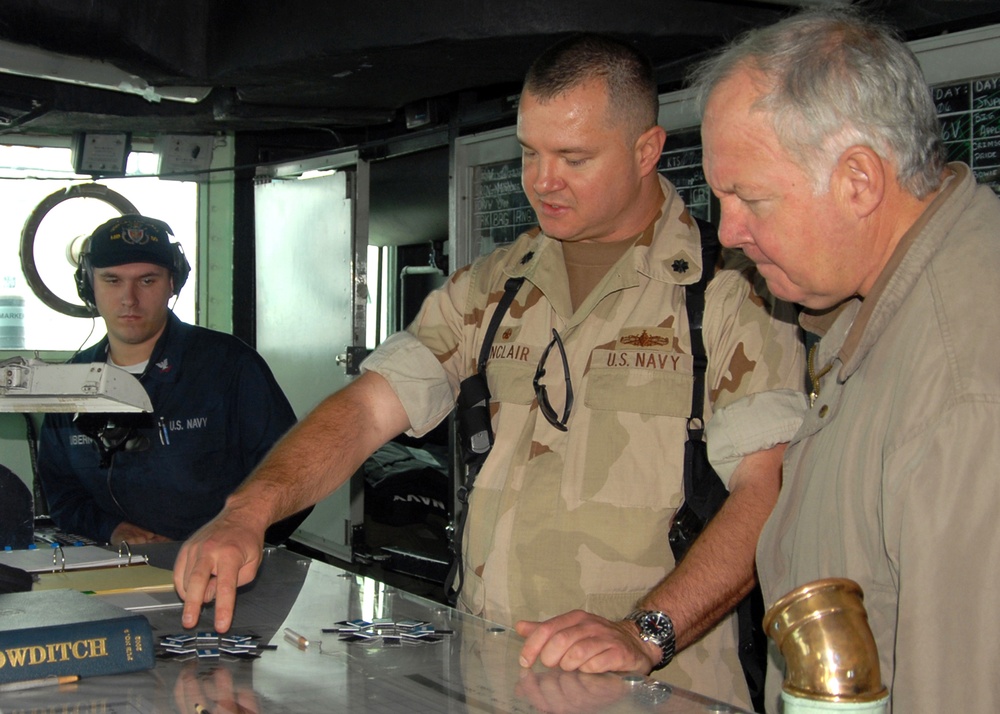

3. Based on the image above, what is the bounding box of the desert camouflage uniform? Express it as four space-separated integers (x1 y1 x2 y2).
362 176 805 708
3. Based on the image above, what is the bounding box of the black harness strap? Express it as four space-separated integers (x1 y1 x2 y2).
446 275 525 605
684 217 767 713
478 277 525 374
683 218 728 521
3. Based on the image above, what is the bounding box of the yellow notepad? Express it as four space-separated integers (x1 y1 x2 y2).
33 563 176 594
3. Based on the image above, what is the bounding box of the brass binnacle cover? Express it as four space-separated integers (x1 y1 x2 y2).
764 578 888 703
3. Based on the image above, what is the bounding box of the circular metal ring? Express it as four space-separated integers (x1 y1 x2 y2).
19 183 138 318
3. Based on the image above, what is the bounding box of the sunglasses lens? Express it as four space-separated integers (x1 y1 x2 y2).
533 329 571 431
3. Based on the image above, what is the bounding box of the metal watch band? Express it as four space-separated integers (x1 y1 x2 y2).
626 609 676 670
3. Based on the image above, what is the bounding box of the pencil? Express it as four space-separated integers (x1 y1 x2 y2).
0 674 80 692
194 704 212 714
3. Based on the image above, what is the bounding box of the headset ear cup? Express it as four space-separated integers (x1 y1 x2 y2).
171 243 191 297
75 253 95 308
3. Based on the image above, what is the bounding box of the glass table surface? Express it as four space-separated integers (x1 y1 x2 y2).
4 544 750 714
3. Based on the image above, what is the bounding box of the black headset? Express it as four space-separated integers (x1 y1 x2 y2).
75 216 191 309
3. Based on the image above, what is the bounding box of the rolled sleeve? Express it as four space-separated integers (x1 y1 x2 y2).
361 331 457 437
705 388 807 486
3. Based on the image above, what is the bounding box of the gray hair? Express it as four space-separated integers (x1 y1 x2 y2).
688 8 945 197
523 33 659 144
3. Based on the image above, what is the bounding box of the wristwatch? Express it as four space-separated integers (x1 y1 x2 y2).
625 609 676 670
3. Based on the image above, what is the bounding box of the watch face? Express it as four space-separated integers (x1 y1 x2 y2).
639 611 673 639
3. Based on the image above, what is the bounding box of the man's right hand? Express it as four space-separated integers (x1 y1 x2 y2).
173 510 266 633
172 371 413 633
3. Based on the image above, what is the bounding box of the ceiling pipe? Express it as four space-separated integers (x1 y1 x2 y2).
0 39 211 104
753 0 851 6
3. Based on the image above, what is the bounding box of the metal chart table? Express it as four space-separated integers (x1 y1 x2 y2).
3 544 751 713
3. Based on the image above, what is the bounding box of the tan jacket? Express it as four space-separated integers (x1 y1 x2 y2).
758 164 1000 713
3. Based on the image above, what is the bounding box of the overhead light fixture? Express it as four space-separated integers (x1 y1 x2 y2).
0 358 152 413
0 39 211 104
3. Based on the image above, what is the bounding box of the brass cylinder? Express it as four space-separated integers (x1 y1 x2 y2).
763 578 887 703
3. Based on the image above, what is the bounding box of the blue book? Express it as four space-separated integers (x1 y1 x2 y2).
0 589 155 684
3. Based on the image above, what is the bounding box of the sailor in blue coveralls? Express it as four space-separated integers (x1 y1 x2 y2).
38 214 300 545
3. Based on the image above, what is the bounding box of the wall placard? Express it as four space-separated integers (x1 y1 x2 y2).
471 158 536 255
933 74 1000 193
658 128 711 221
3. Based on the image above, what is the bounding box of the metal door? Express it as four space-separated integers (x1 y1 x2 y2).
255 154 370 562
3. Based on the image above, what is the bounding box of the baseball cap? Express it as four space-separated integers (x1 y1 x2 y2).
85 214 177 271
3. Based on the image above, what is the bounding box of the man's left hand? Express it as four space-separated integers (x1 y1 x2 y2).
110 521 171 545
516 609 659 674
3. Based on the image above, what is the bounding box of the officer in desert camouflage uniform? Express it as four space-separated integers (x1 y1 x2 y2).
175 34 805 709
